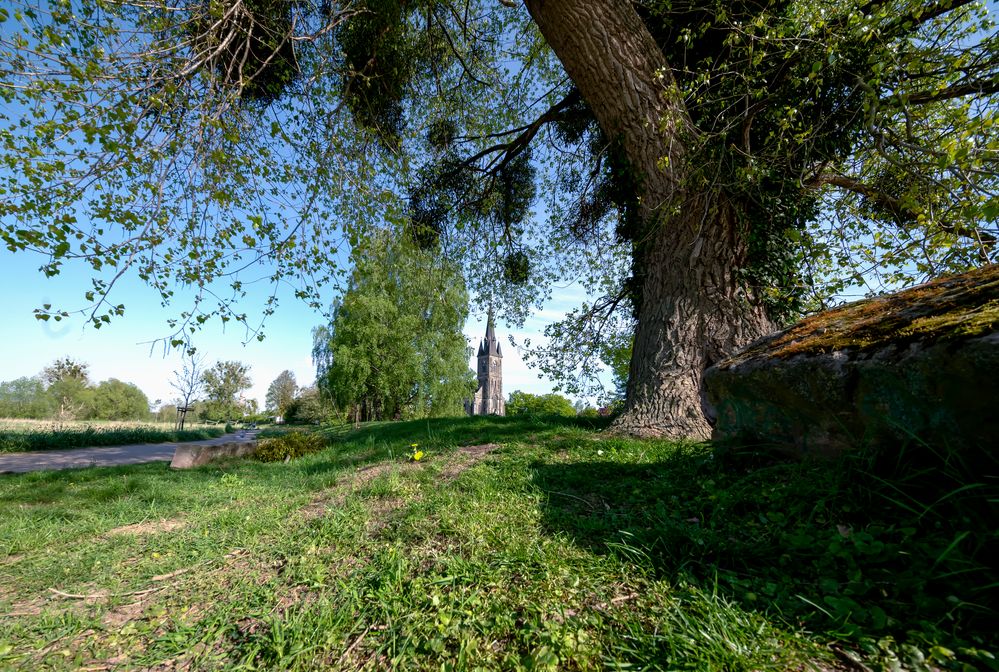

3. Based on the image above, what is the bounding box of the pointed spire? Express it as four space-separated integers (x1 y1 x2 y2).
485 309 496 343
484 309 501 357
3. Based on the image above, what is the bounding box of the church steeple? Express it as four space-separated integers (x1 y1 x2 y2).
466 311 505 416
484 312 501 357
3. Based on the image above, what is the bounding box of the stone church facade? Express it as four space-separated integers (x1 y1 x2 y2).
466 318 505 416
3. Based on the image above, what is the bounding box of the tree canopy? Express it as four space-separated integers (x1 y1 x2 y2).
506 391 577 418
0 359 151 421
0 377 52 419
313 232 475 421
266 370 298 417
200 360 253 421
40 357 90 386
284 386 328 424
1 0 996 435
87 378 150 421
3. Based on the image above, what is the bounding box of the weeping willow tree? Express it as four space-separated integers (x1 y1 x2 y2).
1 0 996 437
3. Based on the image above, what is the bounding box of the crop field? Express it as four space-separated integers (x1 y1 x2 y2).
0 419 225 453
0 419 219 433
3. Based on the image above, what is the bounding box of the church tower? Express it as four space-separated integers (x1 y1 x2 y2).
467 315 505 416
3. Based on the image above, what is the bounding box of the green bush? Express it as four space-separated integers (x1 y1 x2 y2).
284 387 329 424
254 431 327 462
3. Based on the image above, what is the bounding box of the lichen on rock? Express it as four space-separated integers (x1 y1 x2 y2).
704 265 999 456
726 264 999 363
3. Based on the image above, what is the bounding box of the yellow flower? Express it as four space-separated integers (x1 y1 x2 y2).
412 450 424 462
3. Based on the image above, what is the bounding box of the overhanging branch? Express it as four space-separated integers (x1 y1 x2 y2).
885 0 976 32
808 172 996 261
882 75 999 107
459 89 582 172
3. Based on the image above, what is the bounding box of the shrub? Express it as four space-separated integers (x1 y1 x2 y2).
257 426 296 439
254 431 327 462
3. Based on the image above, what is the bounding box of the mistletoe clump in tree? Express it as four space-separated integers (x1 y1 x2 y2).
1 0 996 437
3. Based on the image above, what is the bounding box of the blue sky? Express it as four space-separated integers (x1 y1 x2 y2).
0 243 598 409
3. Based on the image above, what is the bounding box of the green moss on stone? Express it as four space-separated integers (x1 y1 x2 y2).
731 265 999 362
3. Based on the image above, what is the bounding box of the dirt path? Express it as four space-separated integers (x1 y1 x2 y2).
0 431 259 474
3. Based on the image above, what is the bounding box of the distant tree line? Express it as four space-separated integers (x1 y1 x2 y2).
0 355 336 426
0 357 150 421
156 360 330 427
505 391 607 419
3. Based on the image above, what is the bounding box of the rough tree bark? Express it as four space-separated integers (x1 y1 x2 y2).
524 0 774 438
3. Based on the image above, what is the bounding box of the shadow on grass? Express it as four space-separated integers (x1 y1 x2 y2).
531 442 998 654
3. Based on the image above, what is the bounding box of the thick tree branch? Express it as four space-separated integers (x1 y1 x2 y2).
886 0 976 33
809 173 906 215
883 75 999 107
459 89 582 171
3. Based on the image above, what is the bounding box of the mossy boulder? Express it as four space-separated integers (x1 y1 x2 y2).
703 265 999 456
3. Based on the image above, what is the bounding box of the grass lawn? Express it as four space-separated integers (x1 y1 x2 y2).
0 416 994 670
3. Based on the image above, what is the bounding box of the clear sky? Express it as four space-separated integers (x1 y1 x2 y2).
0 244 601 410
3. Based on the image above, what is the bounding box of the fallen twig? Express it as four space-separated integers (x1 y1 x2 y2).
152 567 192 582
47 587 161 600
831 646 873 672
547 490 598 510
335 625 370 668
44 547 249 606
592 591 640 611
610 592 638 603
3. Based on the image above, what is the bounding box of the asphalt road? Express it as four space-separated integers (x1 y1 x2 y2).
0 432 258 474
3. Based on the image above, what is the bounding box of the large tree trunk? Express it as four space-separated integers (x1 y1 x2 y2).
617 194 774 438
524 0 774 438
